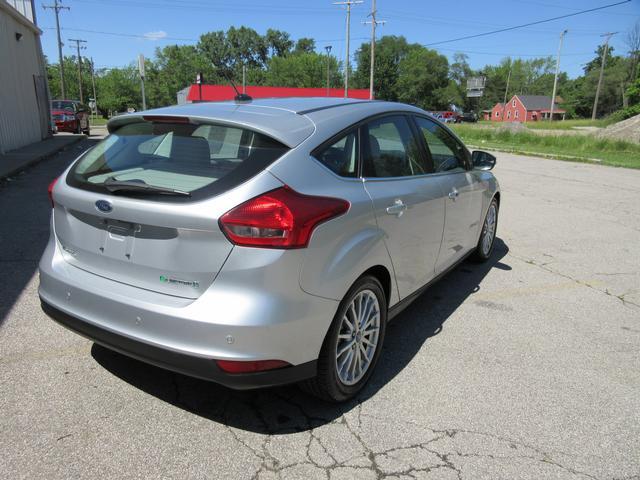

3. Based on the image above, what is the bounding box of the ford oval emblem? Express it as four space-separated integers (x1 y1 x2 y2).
95 200 113 213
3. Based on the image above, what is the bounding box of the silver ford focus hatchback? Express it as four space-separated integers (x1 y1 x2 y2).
40 97 500 402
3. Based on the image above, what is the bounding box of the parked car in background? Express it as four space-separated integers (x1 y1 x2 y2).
459 111 479 123
51 100 90 135
41 97 500 402
430 111 460 123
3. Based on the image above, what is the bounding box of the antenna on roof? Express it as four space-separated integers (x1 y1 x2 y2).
216 64 252 103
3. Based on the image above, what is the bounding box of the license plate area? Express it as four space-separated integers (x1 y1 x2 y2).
100 220 138 260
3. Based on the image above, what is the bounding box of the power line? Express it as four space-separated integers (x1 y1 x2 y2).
42 0 70 98
424 0 631 46
43 27 197 41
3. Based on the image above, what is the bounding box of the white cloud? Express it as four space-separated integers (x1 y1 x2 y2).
143 31 167 41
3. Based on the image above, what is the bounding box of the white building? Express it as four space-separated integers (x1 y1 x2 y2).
0 0 51 154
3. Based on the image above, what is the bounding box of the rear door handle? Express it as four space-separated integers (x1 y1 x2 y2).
386 199 407 217
448 188 459 200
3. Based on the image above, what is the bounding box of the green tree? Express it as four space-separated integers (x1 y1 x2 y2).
265 29 293 57
294 38 316 55
95 66 140 114
145 45 216 107
265 52 341 88
396 47 449 110
46 55 94 102
352 36 413 101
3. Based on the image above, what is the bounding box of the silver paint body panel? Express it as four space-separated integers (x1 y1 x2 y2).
40 97 499 370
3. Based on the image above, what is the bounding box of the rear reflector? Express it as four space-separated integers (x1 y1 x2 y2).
48 177 59 207
216 359 291 374
219 186 349 249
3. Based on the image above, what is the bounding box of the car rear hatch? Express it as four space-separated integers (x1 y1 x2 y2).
52 113 307 298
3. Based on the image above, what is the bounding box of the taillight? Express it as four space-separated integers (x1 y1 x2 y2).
219 186 349 249
48 177 59 207
216 359 290 374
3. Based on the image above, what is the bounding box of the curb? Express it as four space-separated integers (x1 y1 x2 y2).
466 144 603 164
0 135 85 180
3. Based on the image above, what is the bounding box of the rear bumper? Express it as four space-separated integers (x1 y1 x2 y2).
41 300 316 389
54 120 77 132
38 218 337 388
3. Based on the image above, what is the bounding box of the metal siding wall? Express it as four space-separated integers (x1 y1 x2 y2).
0 7 47 154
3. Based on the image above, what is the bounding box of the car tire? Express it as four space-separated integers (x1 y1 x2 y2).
471 198 499 262
301 275 387 403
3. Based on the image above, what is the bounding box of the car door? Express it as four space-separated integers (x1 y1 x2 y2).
413 116 484 274
361 114 445 300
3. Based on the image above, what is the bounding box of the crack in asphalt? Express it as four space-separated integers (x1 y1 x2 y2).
509 252 640 310
164 376 604 480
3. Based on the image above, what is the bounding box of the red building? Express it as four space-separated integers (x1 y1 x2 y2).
490 103 504 121
186 85 370 102
490 95 566 122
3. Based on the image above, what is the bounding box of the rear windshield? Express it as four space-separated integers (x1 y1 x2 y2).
67 121 289 201
52 101 76 111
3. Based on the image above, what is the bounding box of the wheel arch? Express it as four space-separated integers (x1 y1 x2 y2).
360 265 392 307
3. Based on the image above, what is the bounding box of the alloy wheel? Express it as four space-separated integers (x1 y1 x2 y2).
482 203 497 256
334 289 381 386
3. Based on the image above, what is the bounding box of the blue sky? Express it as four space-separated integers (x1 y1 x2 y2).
37 0 640 78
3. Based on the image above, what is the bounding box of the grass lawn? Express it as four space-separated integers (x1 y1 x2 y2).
522 118 614 130
90 117 109 126
451 124 640 169
474 118 613 130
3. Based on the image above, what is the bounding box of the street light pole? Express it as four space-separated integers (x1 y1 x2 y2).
325 45 332 96
550 29 568 122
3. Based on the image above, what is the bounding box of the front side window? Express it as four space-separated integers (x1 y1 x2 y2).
414 116 468 173
314 130 358 177
68 120 288 201
362 115 426 178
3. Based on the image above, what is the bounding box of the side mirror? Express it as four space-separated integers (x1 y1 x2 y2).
472 150 496 171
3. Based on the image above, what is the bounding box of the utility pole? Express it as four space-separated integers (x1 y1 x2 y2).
138 54 146 111
90 57 97 118
43 0 70 99
592 32 617 120
503 66 511 105
550 29 568 121
363 0 386 100
69 39 87 103
242 64 246 94
334 0 362 98
325 45 333 96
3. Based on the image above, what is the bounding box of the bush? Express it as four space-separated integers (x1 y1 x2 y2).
607 104 640 123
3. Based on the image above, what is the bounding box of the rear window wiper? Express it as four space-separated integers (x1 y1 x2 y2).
103 177 191 196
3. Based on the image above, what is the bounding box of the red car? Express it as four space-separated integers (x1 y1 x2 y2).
51 100 90 135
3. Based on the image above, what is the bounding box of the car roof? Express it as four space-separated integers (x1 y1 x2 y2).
107 97 427 148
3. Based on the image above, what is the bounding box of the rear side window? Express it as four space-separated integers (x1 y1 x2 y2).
314 130 358 177
68 121 288 201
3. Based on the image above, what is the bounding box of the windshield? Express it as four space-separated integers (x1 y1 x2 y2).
52 101 76 111
67 120 289 201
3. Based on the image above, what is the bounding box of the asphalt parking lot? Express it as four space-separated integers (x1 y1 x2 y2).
1 138 639 480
